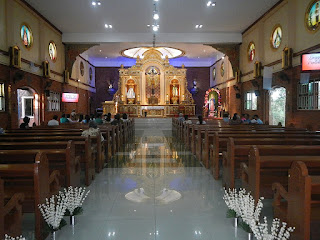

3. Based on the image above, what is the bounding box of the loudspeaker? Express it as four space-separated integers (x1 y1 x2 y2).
254 90 260 97
45 90 50 97
236 93 241 99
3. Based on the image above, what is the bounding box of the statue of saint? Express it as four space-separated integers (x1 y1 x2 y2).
172 86 179 97
127 87 135 98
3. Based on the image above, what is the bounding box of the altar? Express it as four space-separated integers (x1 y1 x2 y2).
102 48 196 117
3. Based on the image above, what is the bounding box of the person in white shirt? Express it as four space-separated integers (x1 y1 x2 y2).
48 115 59 126
183 115 192 124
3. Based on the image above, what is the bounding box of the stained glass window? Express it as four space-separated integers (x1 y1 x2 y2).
271 26 282 49
306 0 320 31
20 24 33 49
248 42 255 62
212 68 216 80
48 41 57 62
80 62 84 76
220 62 225 77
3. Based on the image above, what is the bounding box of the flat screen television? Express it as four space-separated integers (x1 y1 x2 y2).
301 53 320 71
62 93 79 103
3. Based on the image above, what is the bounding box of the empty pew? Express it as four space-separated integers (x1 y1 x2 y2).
240 145 320 201
222 137 320 189
272 161 320 240
0 140 80 187
0 152 58 240
0 178 24 239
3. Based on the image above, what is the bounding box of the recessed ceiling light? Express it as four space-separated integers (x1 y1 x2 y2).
198 57 200 58
92 1 96 6
195 25 199 28
105 57 108 58
99 50 102 52
222 56 225 59
154 0 159 1
195 25 203 29
153 25 159 32
203 50 206 52
207 1 216 7
104 24 112 29
199 25 203 28
153 13 159 20
97 1 101 5
109 25 112 28
147 24 151 27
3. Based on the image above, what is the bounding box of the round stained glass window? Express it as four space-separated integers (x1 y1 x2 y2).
80 61 84 76
20 24 33 49
271 25 282 49
306 0 320 32
248 42 256 62
220 62 225 77
212 68 216 80
48 41 57 62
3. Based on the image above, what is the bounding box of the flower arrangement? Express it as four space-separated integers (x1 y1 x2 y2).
4 235 26 240
38 193 68 233
223 188 263 233
250 217 295 240
60 186 90 216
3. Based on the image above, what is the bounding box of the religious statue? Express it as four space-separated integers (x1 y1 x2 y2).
172 85 179 97
127 87 135 104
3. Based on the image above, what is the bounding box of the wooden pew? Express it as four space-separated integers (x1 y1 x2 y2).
0 140 80 187
222 137 320 189
0 140 94 186
0 178 24 239
0 153 57 240
273 161 320 240
240 145 320 201
210 132 320 179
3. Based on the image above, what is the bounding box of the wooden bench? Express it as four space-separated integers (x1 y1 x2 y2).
0 140 94 186
210 132 320 179
0 178 24 239
0 141 80 187
272 161 320 240
240 145 320 201
222 137 320 189
0 152 58 240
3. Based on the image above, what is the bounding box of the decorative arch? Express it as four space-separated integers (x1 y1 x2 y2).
203 88 222 117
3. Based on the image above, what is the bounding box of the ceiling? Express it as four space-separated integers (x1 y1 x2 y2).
26 0 279 67
81 43 223 67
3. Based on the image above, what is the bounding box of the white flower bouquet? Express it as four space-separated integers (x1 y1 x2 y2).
250 217 295 240
60 186 90 216
38 193 68 233
4 235 26 240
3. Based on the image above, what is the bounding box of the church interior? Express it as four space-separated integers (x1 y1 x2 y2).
0 0 320 239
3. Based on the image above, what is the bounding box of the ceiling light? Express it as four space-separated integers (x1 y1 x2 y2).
195 25 199 28
147 24 151 27
207 1 212 6
99 50 102 52
199 25 203 28
211 2 216 6
97 1 101 5
109 25 112 28
105 57 108 58
104 24 109 28
222 56 225 59
92 1 96 6
153 13 159 20
154 0 159 1
153 25 158 31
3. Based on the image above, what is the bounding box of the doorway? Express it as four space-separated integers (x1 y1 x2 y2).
269 87 286 126
17 87 39 127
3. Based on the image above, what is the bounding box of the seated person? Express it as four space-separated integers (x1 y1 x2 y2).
83 115 90 124
60 113 69 123
196 115 206 125
122 113 129 122
222 113 230 123
104 113 113 123
81 121 104 141
20 116 30 129
229 113 242 125
251 115 263 124
66 114 73 122
48 115 59 126
78 114 84 123
111 114 121 125
95 113 103 125
242 114 251 124
183 115 192 124
178 113 185 122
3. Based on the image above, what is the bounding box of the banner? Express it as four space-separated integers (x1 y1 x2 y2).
263 66 273 90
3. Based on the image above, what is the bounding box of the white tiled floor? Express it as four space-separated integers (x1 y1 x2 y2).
50 118 252 240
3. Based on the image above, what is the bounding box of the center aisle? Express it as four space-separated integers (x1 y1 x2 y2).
58 118 247 240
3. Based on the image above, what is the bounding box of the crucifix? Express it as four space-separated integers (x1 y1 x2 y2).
147 67 158 96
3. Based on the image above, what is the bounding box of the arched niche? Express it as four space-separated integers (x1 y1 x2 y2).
203 88 222 118
170 79 180 104
126 79 136 104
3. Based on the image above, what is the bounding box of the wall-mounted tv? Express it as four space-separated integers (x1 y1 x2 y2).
62 93 79 103
301 53 320 71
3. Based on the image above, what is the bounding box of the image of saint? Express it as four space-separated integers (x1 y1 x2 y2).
308 1 320 29
127 87 135 98
272 27 282 48
249 47 255 61
172 85 179 97
21 26 32 48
